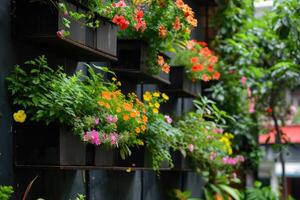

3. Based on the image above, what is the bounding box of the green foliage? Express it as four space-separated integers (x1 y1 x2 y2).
0 185 13 200
243 181 278 200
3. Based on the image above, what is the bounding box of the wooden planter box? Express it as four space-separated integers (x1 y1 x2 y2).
160 66 201 97
112 39 170 85
93 146 169 169
14 123 86 166
14 0 117 61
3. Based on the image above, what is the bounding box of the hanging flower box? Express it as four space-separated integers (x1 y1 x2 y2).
14 123 86 167
14 0 117 61
111 39 170 85
160 66 201 97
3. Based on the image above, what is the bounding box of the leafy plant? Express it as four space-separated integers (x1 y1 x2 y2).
243 181 278 200
0 185 13 200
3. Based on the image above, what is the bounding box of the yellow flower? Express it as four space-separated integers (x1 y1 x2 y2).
117 81 122 86
116 107 122 113
149 103 153 107
143 92 152 102
154 102 160 108
162 93 169 100
13 110 26 123
153 92 160 97
98 101 105 106
152 108 159 114
112 77 117 82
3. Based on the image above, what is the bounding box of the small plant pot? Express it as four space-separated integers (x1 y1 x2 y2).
13 0 117 61
160 66 201 97
111 39 170 85
14 122 86 166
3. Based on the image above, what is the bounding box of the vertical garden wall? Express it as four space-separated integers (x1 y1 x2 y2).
0 0 219 199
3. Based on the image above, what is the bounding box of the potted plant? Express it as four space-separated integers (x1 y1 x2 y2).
111 0 197 84
162 40 219 97
13 0 119 61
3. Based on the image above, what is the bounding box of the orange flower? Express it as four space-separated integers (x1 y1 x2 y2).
190 57 198 64
213 72 221 80
207 65 214 72
199 47 212 57
142 115 148 123
186 40 196 50
162 63 170 73
186 16 197 27
175 0 185 8
130 112 137 118
182 4 193 17
191 64 204 72
102 91 111 100
123 103 133 111
209 56 218 64
202 74 211 82
184 28 191 34
141 124 147 131
135 127 141 133
172 17 181 31
198 41 207 47
158 25 167 38
123 114 130 121
157 55 165 66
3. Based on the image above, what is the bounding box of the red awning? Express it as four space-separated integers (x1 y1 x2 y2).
259 125 300 144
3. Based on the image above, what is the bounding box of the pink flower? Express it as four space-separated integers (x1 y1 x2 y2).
94 118 100 125
240 76 247 85
56 30 65 38
214 128 224 134
210 152 217 160
110 133 119 145
106 115 118 123
188 144 194 153
249 100 255 113
290 105 297 115
164 115 173 124
114 0 127 7
83 130 100 145
222 157 238 165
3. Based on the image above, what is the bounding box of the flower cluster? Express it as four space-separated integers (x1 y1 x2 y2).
219 133 234 155
222 155 245 165
157 55 170 74
143 91 169 114
175 0 197 27
174 40 220 82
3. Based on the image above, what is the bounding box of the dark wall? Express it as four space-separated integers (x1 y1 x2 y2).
0 0 204 199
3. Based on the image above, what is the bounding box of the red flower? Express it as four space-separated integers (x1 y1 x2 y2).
112 15 129 30
191 64 204 71
190 57 198 64
198 41 207 47
207 65 214 72
266 107 273 114
135 10 146 32
212 71 220 80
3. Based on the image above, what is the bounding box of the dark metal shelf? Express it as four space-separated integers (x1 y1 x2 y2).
15 164 192 172
113 69 171 85
25 35 118 62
